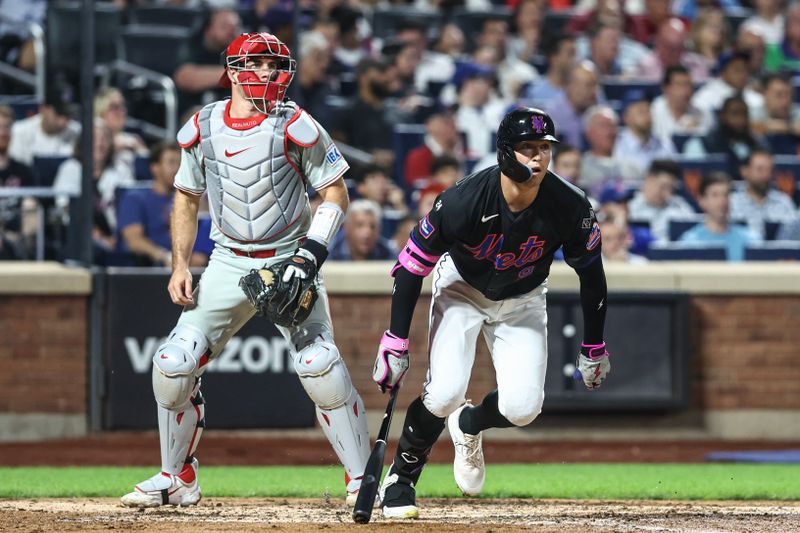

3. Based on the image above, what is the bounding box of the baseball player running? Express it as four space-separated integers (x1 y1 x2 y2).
121 33 370 508
372 108 611 518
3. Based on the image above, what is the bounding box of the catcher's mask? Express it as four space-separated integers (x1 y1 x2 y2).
496 107 559 183
219 32 296 114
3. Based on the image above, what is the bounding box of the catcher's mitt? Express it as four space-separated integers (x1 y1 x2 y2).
239 263 318 328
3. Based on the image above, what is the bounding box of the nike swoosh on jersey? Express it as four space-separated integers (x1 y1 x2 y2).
481 214 499 222
224 147 253 157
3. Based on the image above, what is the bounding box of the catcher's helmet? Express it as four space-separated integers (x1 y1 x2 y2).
219 33 296 113
496 107 559 183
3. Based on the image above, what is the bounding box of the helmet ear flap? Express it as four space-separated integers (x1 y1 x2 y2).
497 142 532 183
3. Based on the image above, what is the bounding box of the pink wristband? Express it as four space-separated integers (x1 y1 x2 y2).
381 331 408 352
581 342 608 359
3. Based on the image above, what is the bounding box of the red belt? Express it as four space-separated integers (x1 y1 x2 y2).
229 247 277 258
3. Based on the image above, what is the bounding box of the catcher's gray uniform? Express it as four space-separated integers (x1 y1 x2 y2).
146 100 369 495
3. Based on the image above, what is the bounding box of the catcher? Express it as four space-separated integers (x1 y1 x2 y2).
121 33 370 508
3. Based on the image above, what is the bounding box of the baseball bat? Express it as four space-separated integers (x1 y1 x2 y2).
352 383 401 524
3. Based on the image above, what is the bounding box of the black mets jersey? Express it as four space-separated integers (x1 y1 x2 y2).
409 165 601 301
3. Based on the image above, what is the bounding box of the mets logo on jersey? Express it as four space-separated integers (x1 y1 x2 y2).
586 222 601 251
419 215 435 238
325 144 342 165
531 115 546 133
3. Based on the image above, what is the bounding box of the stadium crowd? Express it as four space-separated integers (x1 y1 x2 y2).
0 0 799 263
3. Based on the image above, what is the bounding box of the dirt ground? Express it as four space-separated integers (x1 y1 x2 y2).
1 498 798 532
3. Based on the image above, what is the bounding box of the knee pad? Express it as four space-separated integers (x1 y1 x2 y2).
422 382 467 419
152 324 210 410
498 388 544 427
294 341 353 409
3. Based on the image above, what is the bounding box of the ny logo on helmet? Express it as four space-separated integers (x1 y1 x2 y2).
531 115 546 133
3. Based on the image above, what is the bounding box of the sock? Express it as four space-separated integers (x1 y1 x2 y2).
459 389 514 435
391 396 446 485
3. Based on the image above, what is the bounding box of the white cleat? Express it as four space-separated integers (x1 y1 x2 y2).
345 476 381 508
379 472 419 519
120 459 201 508
448 402 485 496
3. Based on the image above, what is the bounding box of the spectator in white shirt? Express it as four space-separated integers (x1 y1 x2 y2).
8 99 80 166
613 89 677 180
692 51 765 124
651 65 710 144
452 62 509 159
415 23 466 97
741 0 785 45
628 159 697 242
730 149 798 238
475 16 539 102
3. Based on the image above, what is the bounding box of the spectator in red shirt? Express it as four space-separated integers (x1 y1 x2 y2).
404 107 464 188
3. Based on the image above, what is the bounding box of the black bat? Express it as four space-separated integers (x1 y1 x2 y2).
352 384 401 524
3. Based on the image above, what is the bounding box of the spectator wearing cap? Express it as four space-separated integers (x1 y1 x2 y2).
522 34 576 108
651 65 709 144
684 95 769 180
294 31 335 128
634 18 711 83
404 107 464 187
579 105 641 197
474 16 539 102
452 62 509 159
173 7 242 114
329 199 396 261
8 98 80 166
692 51 765 124
741 0 785 45
628 159 697 242
353 164 409 218
764 3 800 72
679 172 760 261
613 89 676 180
543 61 600 150
331 58 395 169
730 149 797 238
751 72 800 136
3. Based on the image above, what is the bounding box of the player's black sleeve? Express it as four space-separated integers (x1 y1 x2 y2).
388 267 424 338
575 257 607 345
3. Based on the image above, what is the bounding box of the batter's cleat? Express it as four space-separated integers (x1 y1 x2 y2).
120 458 201 508
345 475 381 507
448 401 485 496
379 472 419 519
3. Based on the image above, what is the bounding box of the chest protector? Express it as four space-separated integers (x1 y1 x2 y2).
195 101 307 243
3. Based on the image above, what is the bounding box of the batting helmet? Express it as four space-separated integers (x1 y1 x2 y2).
496 107 559 183
219 33 296 113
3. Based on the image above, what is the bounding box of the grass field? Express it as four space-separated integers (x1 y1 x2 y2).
1 464 799 501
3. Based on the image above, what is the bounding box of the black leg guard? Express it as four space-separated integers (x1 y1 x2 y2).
390 396 446 485
459 389 514 435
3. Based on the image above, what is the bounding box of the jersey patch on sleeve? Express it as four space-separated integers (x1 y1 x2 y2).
586 222 601 251
325 144 342 165
419 215 435 238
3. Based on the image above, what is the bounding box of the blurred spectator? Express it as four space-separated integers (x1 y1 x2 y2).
475 16 539 102
689 8 733 75
521 34 576 107
741 0 785 45
117 143 208 268
572 3 650 74
628 159 696 242
736 27 767 80
751 72 800 136
330 6 369 71
452 62 509 159
507 0 543 65
173 7 242 113
429 155 461 188
776 216 800 240
580 105 642 196
568 0 649 44
652 65 710 143
239 0 294 41
94 87 147 170
600 217 648 264
671 0 743 20
634 18 711 83
415 23 466 96
353 164 409 216
391 214 418 251
53 120 135 252
543 61 599 150
764 3 800 72
584 21 622 77
552 144 582 185
683 95 769 180
0 105 35 259
8 98 80 166
384 40 423 99
692 51 765 124
0 0 45 92
331 58 395 169
294 31 335 128
416 182 447 218
404 107 464 187
730 149 797 238
628 0 675 45
613 89 676 179
679 172 760 261
329 199 396 260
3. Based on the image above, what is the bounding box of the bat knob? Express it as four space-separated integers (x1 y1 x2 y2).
352 510 370 524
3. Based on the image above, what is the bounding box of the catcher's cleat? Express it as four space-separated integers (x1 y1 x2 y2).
345 474 381 507
448 401 485 496
379 471 419 519
120 458 201 508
